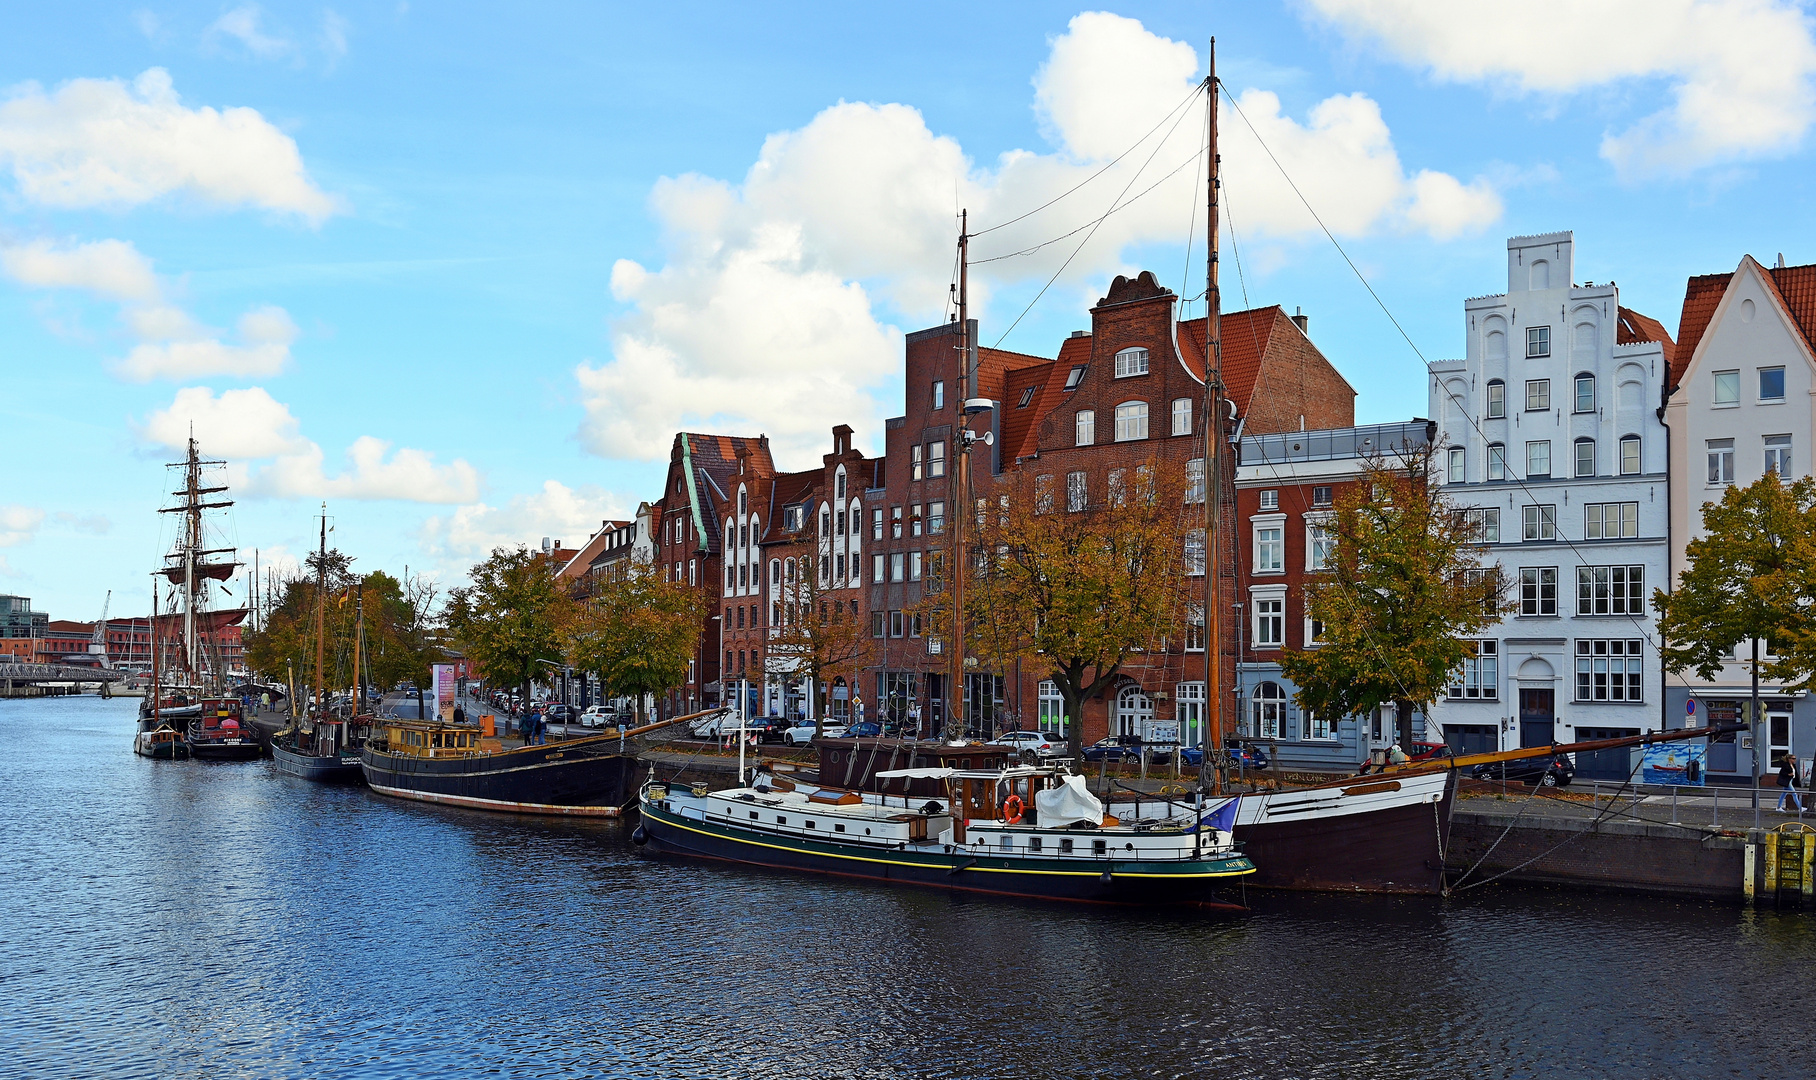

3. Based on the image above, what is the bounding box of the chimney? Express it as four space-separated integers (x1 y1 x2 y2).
1777 253 1787 269
1291 306 1309 334
1069 330 1088 339
541 537 552 554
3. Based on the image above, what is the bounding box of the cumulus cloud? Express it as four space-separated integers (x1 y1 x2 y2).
579 11 1494 462
1300 0 1816 176
0 237 300 380
421 481 631 562
0 67 339 221
0 505 45 547
138 385 309 459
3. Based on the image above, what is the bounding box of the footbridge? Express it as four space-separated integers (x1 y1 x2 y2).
0 662 129 686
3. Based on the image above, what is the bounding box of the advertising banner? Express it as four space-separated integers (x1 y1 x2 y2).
1642 741 1706 786
433 663 456 722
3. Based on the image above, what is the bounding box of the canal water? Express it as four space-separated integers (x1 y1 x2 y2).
4 695 1813 1080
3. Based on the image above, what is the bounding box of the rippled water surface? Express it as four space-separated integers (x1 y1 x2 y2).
4 696 1813 1079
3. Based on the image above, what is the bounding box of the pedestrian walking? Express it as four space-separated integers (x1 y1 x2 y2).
1776 753 1804 815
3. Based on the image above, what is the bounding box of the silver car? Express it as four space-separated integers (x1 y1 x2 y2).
995 730 1061 758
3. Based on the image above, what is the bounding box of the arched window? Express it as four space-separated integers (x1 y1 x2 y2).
835 468 847 501
1574 437 1596 478
784 557 795 583
1114 684 1153 738
1620 435 1641 476
1114 401 1149 442
1251 681 1286 739
1487 442 1506 481
769 559 781 586
1574 373 1596 414
1486 379 1505 419
749 517 760 548
1114 347 1150 377
773 601 783 626
738 489 747 514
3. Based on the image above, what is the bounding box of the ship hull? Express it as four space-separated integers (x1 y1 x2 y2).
187 738 263 761
1233 770 1455 895
133 733 189 759
637 797 1250 909
360 739 638 816
272 742 365 783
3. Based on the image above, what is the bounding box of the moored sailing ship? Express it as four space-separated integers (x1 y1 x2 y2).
271 509 367 783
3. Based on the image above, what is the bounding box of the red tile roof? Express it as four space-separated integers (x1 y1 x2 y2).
1174 307 1283 410
1671 259 1816 390
1614 305 1676 372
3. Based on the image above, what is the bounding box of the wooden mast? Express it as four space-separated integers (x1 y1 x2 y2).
150 580 161 726
947 210 970 742
1202 41 1225 795
312 505 327 723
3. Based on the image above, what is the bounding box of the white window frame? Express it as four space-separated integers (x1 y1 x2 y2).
1525 378 1551 411
1466 507 1501 544
1250 681 1286 738
1760 366 1787 403
1036 680 1067 735
1707 439 1735 485
1486 380 1506 419
1526 440 1551 478
1075 410 1095 446
1527 326 1551 359
1113 401 1148 442
1447 448 1465 483
1447 640 1499 700
1171 397 1192 436
1620 435 1641 476
1113 347 1150 378
1766 434 1793 478
1306 518 1334 570
1583 502 1638 540
1487 443 1506 481
1574 373 1596 414
1577 565 1645 616
1713 370 1739 407
1574 438 1596 478
1522 504 1556 542
1253 517 1285 574
1066 471 1087 513
1252 588 1286 648
1575 638 1644 702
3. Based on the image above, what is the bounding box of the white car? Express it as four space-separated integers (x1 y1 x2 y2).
995 730 1062 758
784 720 847 746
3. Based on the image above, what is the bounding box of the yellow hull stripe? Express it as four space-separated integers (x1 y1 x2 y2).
648 807 1255 880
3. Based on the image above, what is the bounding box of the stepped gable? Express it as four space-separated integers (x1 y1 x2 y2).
1672 260 1816 390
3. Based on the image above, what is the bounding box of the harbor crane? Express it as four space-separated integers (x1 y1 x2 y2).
90 590 110 669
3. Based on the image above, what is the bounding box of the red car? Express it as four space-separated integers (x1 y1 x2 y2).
1407 741 1451 762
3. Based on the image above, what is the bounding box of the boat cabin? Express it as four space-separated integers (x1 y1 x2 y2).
814 737 1013 798
382 721 493 758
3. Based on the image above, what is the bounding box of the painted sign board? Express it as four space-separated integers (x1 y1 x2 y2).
433 663 455 722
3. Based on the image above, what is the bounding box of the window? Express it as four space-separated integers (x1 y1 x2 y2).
911 445 923 481
1447 641 1499 700
1034 475 1054 514
835 510 846 537
871 509 883 541
890 506 903 539
1620 436 1641 476
1114 347 1150 377
1584 502 1638 540
1255 526 1283 573
1185 530 1205 575
835 554 846 582
1107 468 1127 507
890 553 904 582
1574 438 1596 478
1312 485 1332 507
1486 380 1506 419
1186 459 1205 504
871 612 885 638
1527 326 1551 358
890 610 904 637
1576 639 1643 702
1447 448 1465 483
910 504 923 536
928 501 945 534
1254 598 1284 647
909 551 922 581
1172 398 1193 436
1522 504 1556 541
1066 471 1087 512
932 380 945 409
1526 440 1551 478
1251 681 1285 737
1761 367 1786 402
1307 523 1334 569
1016 385 1038 409
1114 401 1148 441
1525 379 1551 411
1037 680 1066 735
1063 365 1087 391
1306 708 1331 740
1520 567 1558 616
1185 607 1205 652
1305 617 1324 646
927 441 946 478
1578 566 1645 615
1766 434 1793 477
1466 508 1501 543
1487 443 1506 481
1258 489 1279 510
1714 370 1739 406
871 554 884 583
1707 439 1735 485
1575 374 1596 414
1176 682 1205 748
1075 410 1095 446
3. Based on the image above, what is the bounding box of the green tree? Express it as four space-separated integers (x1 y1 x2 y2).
564 560 710 727
948 460 1193 762
360 570 439 694
443 547 572 711
1279 449 1506 748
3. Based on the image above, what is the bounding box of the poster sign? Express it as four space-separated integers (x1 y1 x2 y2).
433 663 456 722
1145 720 1180 748
1642 742 1706 786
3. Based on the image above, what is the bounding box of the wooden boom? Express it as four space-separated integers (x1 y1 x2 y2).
1373 720 1747 778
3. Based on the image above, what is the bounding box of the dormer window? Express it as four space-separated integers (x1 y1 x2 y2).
1017 386 1038 408
1114 348 1150 377
1063 365 1088 391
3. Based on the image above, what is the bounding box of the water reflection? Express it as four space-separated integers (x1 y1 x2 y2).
1 696 1809 1079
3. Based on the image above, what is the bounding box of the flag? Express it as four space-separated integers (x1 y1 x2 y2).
1198 797 1239 833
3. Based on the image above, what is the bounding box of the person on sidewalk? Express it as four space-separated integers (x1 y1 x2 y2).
1775 753 1803 815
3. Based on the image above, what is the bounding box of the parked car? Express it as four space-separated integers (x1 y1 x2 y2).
784 720 847 745
1406 741 1450 763
1082 735 1169 764
1471 754 1575 788
995 730 1061 759
543 704 576 723
579 704 617 726
1177 741 1271 770
838 721 884 738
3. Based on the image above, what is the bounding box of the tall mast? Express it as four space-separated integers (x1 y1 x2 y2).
947 211 970 742
151 580 161 725
352 579 364 717
313 505 327 721
1202 42 1225 794
183 435 199 677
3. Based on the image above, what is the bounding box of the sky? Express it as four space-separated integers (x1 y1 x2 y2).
3 1 1814 621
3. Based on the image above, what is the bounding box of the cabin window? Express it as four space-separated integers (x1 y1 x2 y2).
749 811 759 819
806 820 816 829
1000 836 1013 851
1093 839 1107 856
1059 838 1074 854
1029 837 1043 852
835 823 846 833
776 816 787 825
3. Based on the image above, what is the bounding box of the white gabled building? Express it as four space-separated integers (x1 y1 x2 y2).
1662 255 1816 781
1426 232 1674 776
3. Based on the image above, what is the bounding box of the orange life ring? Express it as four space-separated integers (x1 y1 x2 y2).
1002 794 1025 825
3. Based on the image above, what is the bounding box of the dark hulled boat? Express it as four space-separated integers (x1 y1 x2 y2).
185 698 262 760
361 719 642 815
272 719 365 783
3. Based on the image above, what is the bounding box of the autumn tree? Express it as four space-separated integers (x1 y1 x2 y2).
443 546 573 710
359 570 440 695
767 561 873 734
563 559 710 727
945 460 1195 762
1279 448 1506 749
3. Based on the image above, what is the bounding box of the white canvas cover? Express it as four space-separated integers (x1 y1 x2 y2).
1035 774 1104 828
874 767 957 779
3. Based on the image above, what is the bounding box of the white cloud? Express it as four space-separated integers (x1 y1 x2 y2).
0 67 339 222
52 512 111 535
1300 0 1816 176
116 304 298 381
421 481 630 562
0 505 45 547
138 386 309 459
0 237 159 302
246 437 480 503
322 11 350 65
578 12 1494 462
206 5 295 60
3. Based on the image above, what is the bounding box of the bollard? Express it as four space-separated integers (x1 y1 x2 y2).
1671 785 1678 825
1744 833 1758 904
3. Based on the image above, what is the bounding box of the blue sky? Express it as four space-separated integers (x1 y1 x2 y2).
3 1 1813 621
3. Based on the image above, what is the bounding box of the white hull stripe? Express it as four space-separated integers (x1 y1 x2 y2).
367 783 625 817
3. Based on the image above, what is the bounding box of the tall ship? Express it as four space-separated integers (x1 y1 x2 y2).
271 509 367 783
